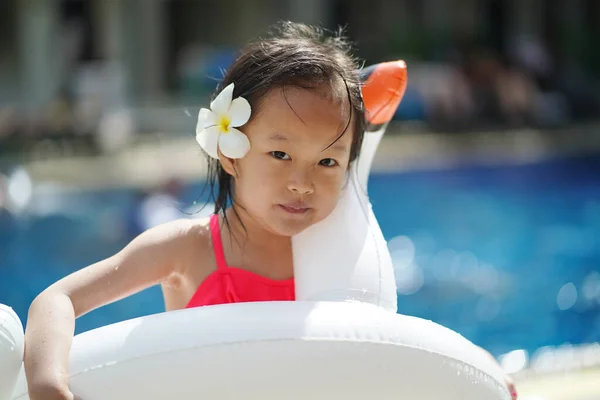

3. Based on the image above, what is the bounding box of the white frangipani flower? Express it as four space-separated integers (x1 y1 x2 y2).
195 83 251 159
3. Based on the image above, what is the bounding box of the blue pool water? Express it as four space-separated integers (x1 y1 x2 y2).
1 153 599 357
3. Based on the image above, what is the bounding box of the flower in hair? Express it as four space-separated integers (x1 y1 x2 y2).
196 83 251 159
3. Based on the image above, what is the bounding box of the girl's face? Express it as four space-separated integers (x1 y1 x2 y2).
229 86 354 237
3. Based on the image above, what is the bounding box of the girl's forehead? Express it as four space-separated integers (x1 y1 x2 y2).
248 87 352 141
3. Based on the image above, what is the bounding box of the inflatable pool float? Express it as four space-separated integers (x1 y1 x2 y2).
2 61 510 400
0 304 24 400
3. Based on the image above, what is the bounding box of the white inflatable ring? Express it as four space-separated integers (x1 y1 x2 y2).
11 302 509 399
4 61 510 400
0 305 24 400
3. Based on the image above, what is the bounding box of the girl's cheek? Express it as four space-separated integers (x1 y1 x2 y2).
316 170 345 191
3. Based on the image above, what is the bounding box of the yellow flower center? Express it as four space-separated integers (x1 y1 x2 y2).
217 115 231 133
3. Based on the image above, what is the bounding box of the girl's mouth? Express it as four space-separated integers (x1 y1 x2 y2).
279 204 310 214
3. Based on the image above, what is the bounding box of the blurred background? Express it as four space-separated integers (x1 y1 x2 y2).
1 0 599 399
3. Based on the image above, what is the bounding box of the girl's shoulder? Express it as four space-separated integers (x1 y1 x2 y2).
151 217 217 307
152 216 216 276
146 216 213 261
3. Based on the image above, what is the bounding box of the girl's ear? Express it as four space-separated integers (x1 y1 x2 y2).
219 153 238 178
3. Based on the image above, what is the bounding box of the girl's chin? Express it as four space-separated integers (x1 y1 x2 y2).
268 217 315 237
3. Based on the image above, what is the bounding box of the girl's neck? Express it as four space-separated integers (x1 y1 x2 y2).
221 206 293 280
223 206 291 254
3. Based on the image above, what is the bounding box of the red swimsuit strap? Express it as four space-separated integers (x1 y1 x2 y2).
209 214 228 270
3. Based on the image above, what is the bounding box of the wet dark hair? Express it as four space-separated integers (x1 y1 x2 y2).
202 21 366 226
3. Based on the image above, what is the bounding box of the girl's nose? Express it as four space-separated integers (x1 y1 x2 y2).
287 170 314 195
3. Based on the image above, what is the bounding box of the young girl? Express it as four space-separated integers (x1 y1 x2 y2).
21 22 517 400
23 22 364 400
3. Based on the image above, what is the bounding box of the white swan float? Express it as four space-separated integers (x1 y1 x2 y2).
1 61 510 400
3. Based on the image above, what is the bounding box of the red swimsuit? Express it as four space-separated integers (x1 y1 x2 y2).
186 214 295 308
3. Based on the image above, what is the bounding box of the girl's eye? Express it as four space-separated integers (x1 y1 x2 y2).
271 151 291 160
319 158 338 167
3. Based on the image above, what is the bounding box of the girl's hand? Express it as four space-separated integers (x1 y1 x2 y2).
478 346 517 399
504 373 518 399
28 381 76 400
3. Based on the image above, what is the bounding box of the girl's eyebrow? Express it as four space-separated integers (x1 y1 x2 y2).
268 133 289 141
327 144 349 154
269 132 348 153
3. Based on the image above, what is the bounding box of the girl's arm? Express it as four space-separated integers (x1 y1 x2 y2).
24 219 203 400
